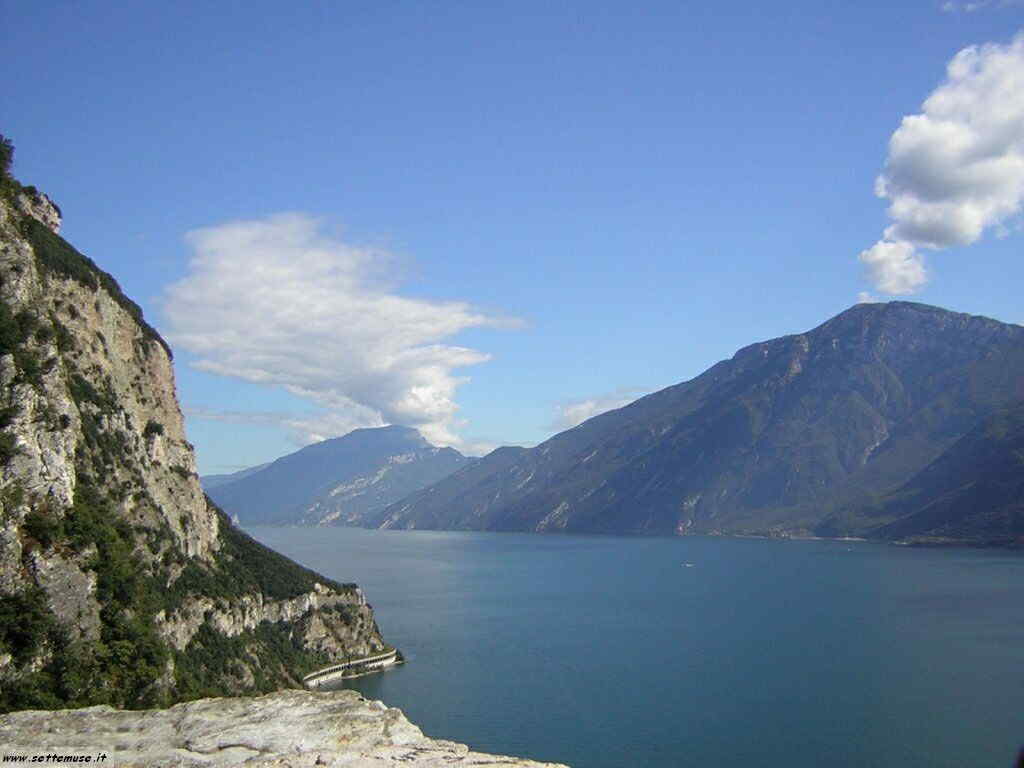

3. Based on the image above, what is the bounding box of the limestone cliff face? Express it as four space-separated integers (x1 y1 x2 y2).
157 583 381 658
0 178 387 711
0 690 569 767
0 191 217 563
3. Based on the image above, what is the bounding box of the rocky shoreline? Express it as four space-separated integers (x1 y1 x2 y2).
0 689 568 767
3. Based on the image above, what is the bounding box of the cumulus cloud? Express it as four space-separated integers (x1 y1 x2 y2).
856 291 881 304
166 214 511 448
551 387 648 431
859 31 1024 293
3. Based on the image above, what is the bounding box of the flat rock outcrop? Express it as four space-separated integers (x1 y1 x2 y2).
0 689 568 767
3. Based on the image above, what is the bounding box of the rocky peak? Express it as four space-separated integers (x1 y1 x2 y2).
14 188 61 234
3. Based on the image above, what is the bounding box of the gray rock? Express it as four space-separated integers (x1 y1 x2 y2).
15 190 62 234
28 549 101 643
0 177 388 702
0 689 569 767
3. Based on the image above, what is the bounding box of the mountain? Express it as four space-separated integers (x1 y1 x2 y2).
200 462 270 490
871 401 1024 545
374 302 1024 544
205 425 472 526
0 155 389 712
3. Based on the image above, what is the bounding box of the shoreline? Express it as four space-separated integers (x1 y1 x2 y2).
246 524 1022 552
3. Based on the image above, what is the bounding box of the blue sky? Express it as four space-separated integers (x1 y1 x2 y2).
4 1 1023 473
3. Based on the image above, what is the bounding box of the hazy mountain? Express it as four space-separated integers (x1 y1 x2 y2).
373 302 1024 544
200 462 271 490
205 425 472 526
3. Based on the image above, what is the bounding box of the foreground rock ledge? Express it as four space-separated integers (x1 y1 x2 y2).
0 689 569 767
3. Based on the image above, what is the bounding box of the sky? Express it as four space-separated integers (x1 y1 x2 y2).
3 0 1023 474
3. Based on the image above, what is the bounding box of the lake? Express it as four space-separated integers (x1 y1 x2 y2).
249 526 1024 768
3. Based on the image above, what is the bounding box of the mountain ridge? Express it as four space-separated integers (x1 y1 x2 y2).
372 301 1024 545
201 462 271 490
205 425 473 526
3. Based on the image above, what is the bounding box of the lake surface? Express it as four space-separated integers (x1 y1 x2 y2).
250 527 1024 768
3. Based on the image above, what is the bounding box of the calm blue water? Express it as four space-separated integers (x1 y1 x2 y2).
250 527 1024 768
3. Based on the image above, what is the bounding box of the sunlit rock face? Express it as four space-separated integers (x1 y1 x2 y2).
0 689 569 767
0 177 386 711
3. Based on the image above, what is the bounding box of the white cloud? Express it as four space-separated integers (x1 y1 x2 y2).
184 405 384 447
942 0 1023 12
552 387 648 431
856 291 881 304
859 31 1024 293
280 410 387 445
858 241 927 294
166 214 513 448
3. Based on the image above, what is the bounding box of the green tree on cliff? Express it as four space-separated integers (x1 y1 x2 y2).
0 134 13 180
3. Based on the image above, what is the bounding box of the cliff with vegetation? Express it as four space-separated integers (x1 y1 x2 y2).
0 141 388 712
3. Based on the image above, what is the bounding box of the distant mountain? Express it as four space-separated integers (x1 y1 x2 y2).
374 302 1024 545
204 425 472 526
200 462 271 490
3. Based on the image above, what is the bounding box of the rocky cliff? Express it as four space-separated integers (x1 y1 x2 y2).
0 689 567 767
0 162 387 712
375 302 1024 544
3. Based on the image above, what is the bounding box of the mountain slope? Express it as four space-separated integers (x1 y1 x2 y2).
377 302 1024 540
206 425 472 526
870 401 1024 545
200 462 270 490
0 158 388 712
